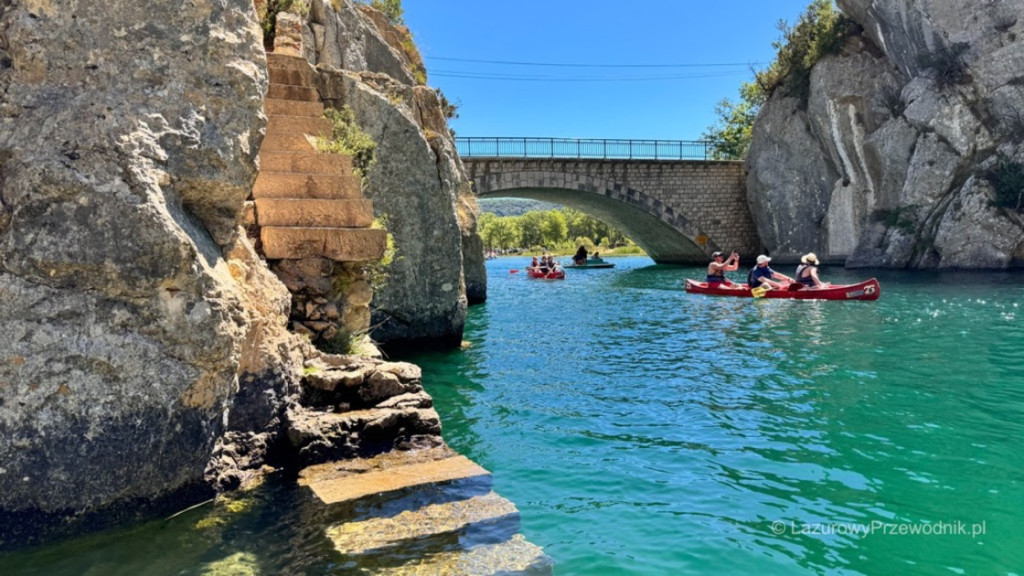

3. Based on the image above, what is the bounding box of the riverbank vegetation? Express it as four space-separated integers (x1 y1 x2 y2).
702 0 859 159
478 208 643 256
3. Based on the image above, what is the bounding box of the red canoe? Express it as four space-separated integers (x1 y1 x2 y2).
684 278 880 301
527 267 566 280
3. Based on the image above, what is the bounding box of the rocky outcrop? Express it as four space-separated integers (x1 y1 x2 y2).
746 0 1024 268
0 0 269 543
297 0 485 346
0 0 484 548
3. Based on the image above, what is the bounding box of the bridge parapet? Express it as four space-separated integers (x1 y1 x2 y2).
462 155 760 264
457 137 712 160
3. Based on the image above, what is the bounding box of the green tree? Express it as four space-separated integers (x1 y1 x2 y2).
518 211 547 248
480 216 521 250
754 0 859 104
702 82 765 160
540 211 568 246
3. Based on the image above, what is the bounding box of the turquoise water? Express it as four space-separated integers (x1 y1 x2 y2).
400 257 1024 575
4 257 1023 575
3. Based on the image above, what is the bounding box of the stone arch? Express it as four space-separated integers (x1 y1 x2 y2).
472 170 710 264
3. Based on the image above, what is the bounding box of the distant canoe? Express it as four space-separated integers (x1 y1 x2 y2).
527 267 566 280
684 278 880 301
565 258 615 269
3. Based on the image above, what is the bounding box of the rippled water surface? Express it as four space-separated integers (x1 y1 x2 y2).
4 257 1023 575
401 257 1024 575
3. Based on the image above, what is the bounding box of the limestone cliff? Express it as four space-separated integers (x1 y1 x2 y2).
746 0 1024 268
0 0 273 541
0 0 478 547
294 0 486 346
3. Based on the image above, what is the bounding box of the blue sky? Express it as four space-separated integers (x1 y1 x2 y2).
403 1 815 141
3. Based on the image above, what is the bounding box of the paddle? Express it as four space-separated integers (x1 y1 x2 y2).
751 286 767 298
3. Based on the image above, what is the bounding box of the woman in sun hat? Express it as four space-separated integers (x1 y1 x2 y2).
795 252 828 288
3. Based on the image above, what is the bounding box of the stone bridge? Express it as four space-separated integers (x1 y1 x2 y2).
461 156 760 264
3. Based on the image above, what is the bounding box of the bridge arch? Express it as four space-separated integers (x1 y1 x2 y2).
463 159 759 265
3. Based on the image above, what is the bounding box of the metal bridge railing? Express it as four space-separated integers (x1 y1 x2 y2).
455 137 712 161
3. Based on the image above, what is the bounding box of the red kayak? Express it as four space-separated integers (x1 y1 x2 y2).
527 267 566 280
684 278 880 301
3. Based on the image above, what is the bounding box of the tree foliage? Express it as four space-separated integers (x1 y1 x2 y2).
984 153 1024 212
702 82 765 160
478 207 629 252
317 106 377 183
754 0 859 104
366 0 404 25
700 0 858 160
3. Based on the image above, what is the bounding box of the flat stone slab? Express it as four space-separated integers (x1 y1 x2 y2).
268 66 316 88
327 491 519 555
265 98 323 117
259 151 353 175
261 227 388 261
301 453 490 506
363 534 553 576
252 172 362 200
260 131 318 153
255 198 374 228
267 52 314 72
267 115 333 137
267 83 319 102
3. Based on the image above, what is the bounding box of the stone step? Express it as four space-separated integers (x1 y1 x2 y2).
260 131 318 153
300 451 491 506
361 534 553 576
265 98 324 117
261 226 388 262
252 172 361 200
327 491 519 555
267 83 320 102
259 151 353 175
254 198 374 228
268 66 317 89
267 115 333 137
267 52 314 72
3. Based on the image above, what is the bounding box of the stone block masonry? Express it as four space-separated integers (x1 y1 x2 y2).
464 158 759 264
253 52 387 342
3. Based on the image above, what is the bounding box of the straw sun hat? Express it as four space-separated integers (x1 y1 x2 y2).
801 253 820 265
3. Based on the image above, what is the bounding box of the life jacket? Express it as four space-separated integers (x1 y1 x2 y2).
795 264 816 286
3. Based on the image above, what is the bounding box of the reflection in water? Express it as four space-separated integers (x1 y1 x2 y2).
407 258 1024 575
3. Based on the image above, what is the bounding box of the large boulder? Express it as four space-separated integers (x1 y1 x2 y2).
0 0 266 543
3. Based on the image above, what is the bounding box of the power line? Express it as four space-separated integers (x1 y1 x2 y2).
426 56 765 69
429 69 750 82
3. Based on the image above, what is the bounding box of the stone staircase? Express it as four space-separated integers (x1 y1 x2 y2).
256 50 550 574
299 446 553 575
254 53 387 262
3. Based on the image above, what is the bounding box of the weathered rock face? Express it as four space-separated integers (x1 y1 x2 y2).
746 0 1024 268
300 0 485 346
0 0 267 541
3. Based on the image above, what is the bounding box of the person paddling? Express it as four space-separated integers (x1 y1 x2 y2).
795 252 828 288
748 255 793 290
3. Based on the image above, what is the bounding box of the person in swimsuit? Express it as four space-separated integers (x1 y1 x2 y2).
706 251 740 285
